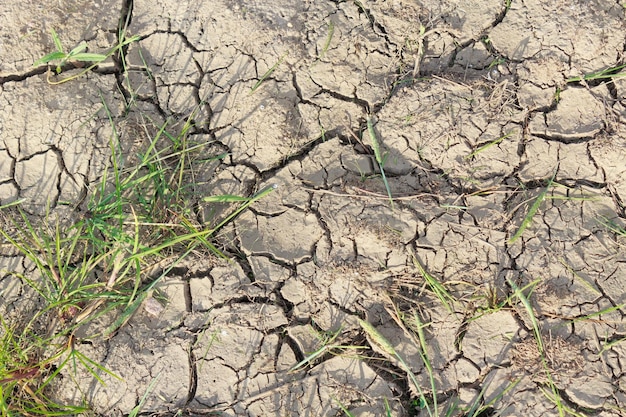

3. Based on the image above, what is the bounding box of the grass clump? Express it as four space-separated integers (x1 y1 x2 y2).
0 97 274 414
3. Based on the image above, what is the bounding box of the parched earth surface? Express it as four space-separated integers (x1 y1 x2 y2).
2 0 626 416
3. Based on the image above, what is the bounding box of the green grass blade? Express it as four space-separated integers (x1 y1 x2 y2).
250 52 288 93
597 215 626 237
289 345 329 373
51 28 63 52
508 168 557 244
411 312 437 415
366 116 394 210
68 43 87 56
71 52 108 62
129 372 161 417
212 184 278 232
102 288 150 338
73 349 122 384
33 52 66 66
411 251 455 313
465 131 512 160
176 213 226 259
508 278 565 416
334 398 356 417
558 258 601 296
384 398 393 417
567 64 626 82
0 199 24 209
203 194 253 203
507 279 542 351
319 20 335 59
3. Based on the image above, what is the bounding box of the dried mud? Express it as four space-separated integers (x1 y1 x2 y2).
2 0 626 416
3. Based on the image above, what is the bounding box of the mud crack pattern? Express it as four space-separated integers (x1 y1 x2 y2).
1 0 626 416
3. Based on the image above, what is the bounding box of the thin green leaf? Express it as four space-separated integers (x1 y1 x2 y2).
508 278 565 415
384 398 393 417
411 312 438 414
211 184 278 232
465 131 512 159
366 116 394 210
68 42 87 56
129 372 161 417
319 20 335 59
203 194 252 203
51 28 63 52
250 52 288 93
177 213 226 259
508 168 557 244
411 251 455 313
558 258 601 296
598 215 626 237
567 64 626 82
103 290 149 338
507 278 542 351
71 52 107 62
0 199 24 209
33 51 67 66
334 398 356 417
73 349 122 383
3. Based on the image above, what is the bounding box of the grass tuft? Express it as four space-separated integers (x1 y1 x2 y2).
0 96 274 414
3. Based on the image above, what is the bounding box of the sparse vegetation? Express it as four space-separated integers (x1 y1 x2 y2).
3 1 626 415
0 93 275 414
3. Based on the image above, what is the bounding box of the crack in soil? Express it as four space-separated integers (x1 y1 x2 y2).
2 0 626 416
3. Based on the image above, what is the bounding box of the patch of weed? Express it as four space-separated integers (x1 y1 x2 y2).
0 97 274 414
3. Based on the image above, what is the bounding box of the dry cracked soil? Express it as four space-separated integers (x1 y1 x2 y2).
2 0 626 416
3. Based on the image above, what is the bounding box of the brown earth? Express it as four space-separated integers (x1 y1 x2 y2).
1 0 626 416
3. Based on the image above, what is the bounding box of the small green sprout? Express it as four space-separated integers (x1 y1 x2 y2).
33 28 107 74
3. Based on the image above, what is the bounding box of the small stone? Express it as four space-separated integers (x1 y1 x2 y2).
142 297 164 317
